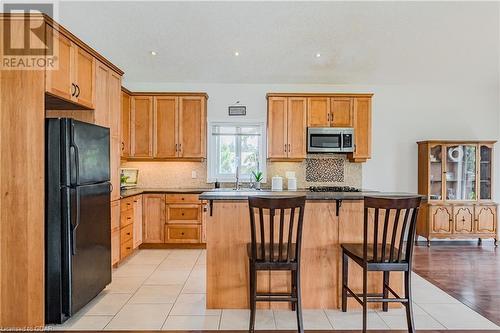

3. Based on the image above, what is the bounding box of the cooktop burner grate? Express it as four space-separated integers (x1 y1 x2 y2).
309 186 361 192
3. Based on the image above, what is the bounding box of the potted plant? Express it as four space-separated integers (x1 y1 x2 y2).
251 170 263 190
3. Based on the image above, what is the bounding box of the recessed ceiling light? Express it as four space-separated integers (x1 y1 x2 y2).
150 51 157 56
315 53 321 58
234 51 240 56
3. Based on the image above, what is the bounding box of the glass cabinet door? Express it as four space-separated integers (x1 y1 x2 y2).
429 145 443 200
479 145 492 200
445 145 477 201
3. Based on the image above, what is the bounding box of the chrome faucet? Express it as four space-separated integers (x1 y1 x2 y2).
235 164 241 190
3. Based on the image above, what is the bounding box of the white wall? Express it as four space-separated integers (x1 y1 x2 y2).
124 81 500 196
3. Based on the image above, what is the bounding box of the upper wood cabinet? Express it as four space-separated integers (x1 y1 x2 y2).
121 90 131 158
154 96 178 158
307 97 330 127
349 97 372 162
178 96 206 158
123 92 207 160
131 96 154 157
267 93 372 162
45 25 95 109
268 97 307 160
331 97 353 127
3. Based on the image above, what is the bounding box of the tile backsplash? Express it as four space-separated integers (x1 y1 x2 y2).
121 154 361 189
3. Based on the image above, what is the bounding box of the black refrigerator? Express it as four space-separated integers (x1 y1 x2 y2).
45 118 112 324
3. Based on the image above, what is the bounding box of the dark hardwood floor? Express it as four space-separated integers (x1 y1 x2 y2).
413 240 500 326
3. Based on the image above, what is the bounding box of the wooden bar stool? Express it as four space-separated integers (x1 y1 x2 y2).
247 196 306 333
341 196 422 333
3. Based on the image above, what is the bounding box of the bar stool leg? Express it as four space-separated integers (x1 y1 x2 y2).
382 271 390 312
291 272 296 311
341 251 348 312
295 270 304 333
362 266 367 333
249 260 256 333
404 271 416 333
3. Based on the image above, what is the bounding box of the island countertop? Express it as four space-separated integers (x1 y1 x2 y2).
199 189 424 201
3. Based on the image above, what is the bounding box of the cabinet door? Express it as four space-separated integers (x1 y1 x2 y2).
131 96 153 157
453 206 474 233
307 97 330 127
475 205 497 233
133 196 143 248
45 27 73 101
178 96 206 158
121 91 131 158
154 96 178 158
479 145 493 200
350 97 372 162
109 71 122 138
93 62 109 127
111 201 121 265
142 194 165 243
267 97 287 159
73 46 95 109
430 206 452 234
331 97 353 127
110 137 121 201
445 145 477 201
287 97 307 159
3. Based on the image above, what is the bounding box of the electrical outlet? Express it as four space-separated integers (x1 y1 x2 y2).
191 171 197 179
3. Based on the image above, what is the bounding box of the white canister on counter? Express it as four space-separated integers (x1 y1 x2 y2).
287 177 297 191
271 176 283 191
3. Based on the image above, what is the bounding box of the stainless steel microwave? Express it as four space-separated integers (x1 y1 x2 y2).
307 127 355 153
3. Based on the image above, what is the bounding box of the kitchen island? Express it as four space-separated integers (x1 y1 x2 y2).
199 190 423 310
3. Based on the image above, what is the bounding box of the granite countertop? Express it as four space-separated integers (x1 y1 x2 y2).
120 187 214 199
199 190 425 201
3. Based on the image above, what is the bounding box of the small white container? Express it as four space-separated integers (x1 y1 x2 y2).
271 176 283 191
287 177 297 191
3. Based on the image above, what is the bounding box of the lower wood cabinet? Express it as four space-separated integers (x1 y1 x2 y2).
417 203 498 244
113 194 143 266
111 200 121 266
141 193 205 245
133 196 143 248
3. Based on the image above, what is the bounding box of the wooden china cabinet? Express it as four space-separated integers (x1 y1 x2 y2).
417 141 498 246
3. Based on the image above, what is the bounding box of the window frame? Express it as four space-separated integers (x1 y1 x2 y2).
207 121 266 183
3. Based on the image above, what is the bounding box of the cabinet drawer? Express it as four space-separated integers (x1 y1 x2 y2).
121 197 135 212
120 223 133 243
165 224 201 243
165 194 199 204
120 238 133 259
121 208 134 227
167 205 201 223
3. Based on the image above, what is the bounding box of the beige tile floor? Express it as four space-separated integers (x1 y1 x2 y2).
47 249 500 331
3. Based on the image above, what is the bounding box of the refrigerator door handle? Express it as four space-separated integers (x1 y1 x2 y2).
71 187 81 255
70 123 80 186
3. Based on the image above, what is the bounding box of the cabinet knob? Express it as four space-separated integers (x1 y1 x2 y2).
181 232 185 236
181 213 185 216
126 232 130 236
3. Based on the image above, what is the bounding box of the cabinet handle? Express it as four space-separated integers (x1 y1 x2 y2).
126 232 130 236
288 144 291 152
181 232 185 236
127 217 131 220
71 83 76 96
75 84 80 98
284 144 287 153
179 144 182 152
175 144 178 152
121 142 124 151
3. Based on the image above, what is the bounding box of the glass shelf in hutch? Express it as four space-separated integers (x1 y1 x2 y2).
417 140 497 247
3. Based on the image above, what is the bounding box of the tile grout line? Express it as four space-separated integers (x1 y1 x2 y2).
103 250 172 331
160 250 205 330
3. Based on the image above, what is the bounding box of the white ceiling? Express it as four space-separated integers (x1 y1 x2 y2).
58 1 499 85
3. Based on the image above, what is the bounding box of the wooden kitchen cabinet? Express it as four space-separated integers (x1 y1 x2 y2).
121 90 131 158
453 206 474 233
154 96 178 158
267 97 307 160
45 25 95 109
124 93 207 160
133 196 143 248
109 71 122 138
331 97 353 127
349 97 371 162
131 96 153 157
178 96 206 158
475 205 497 234
267 93 372 163
429 205 453 234
111 200 121 266
142 194 166 243
307 97 330 127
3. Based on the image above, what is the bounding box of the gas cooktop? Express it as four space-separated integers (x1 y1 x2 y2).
308 186 361 192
